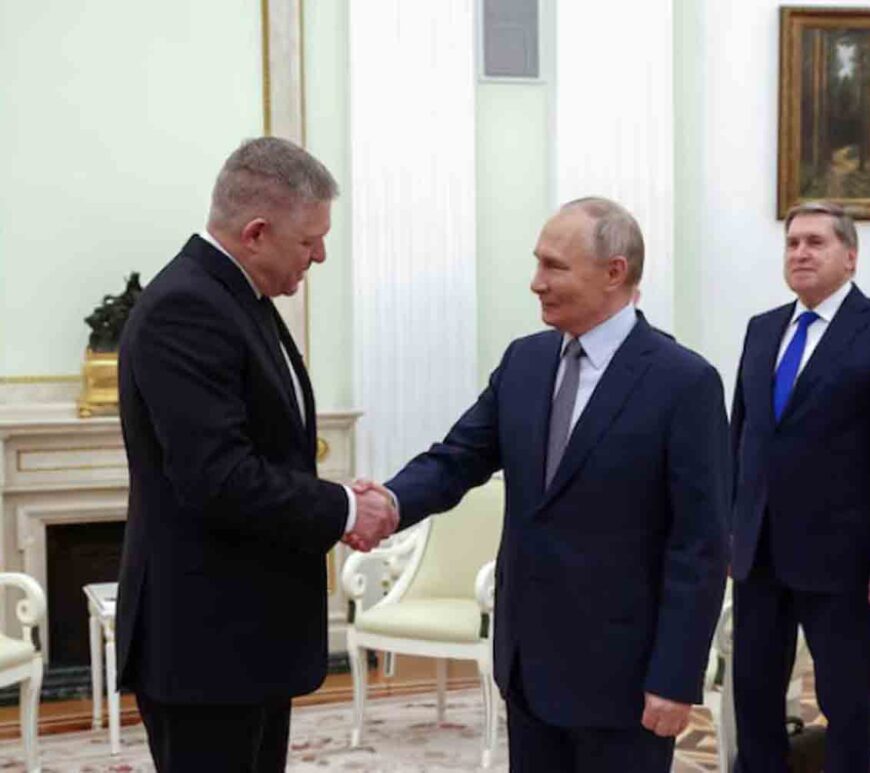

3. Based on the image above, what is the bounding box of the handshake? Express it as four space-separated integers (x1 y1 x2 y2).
343 479 399 552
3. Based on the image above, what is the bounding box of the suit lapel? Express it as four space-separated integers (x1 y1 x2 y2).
779 285 870 425
184 236 308 440
537 316 656 512
522 332 564 500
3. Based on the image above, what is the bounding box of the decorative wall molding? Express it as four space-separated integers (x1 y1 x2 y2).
0 376 78 385
261 0 310 359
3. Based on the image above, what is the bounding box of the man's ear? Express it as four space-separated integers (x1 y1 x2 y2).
240 218 268 250
606 255 630 289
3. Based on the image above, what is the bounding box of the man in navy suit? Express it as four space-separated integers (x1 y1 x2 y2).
116 138 397 772
731 201 870 772
356 198 729 771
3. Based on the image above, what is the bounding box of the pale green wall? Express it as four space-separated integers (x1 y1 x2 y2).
1 0 551 405
303 0 353 410
476 83 550 385
0 0 262 377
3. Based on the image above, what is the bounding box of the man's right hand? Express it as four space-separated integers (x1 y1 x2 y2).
345 487 398 552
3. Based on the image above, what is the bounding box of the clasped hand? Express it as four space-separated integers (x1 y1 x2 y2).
342 479 398 552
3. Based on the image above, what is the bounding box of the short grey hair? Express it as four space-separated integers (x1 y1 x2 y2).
785 200 858 251
208 137 338 229
562 197 644 284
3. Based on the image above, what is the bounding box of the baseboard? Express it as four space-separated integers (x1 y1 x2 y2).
0 653 369 709
0 673 481 741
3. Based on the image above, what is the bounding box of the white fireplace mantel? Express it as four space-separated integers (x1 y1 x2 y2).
0 403 360 665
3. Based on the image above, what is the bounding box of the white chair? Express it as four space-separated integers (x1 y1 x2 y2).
704 580 813 772
0 573 46 773
342 478 504 768
83 582 120 754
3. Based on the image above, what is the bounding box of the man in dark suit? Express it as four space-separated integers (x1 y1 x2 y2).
116 137 397 772
355 198 729 771
731 201 870 773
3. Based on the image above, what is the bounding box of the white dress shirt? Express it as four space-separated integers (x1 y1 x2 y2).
555 301 638 432
200 230 357 533
775 280 853 375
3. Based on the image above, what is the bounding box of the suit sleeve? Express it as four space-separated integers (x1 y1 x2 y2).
730 324 750 522
386 344 510 528
125 291 347 553
643 364 729 704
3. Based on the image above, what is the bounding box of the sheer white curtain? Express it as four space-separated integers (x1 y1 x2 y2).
350 1 478 481
555 0 675 331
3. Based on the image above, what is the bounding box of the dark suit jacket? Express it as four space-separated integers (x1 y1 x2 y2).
731 283 870 591
387 314 729 728
116 235 348 704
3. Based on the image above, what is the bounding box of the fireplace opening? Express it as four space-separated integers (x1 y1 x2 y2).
46 520 126 670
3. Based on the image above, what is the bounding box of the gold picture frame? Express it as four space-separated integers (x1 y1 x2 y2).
779 7 870 219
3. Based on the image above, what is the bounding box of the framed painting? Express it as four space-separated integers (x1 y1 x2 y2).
779 7 870 219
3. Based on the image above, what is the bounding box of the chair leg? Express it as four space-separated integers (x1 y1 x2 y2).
717 652 737 773
19 680 32 772
478 658 497 770
21 658 42 773
383 651 396 678
88 613 103 730
106 631 121 755
348 636 368 748
436 658 447 723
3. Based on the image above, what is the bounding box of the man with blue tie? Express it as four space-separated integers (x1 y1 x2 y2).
355 197 729 771
731 201 870 772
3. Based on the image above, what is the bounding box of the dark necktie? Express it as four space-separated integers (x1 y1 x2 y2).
258 297 305 426
545 338 584 487
773 310 819 422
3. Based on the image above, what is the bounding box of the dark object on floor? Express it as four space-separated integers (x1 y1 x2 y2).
786 716 826 773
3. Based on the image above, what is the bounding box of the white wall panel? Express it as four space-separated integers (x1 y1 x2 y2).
555 0 674 331
350 1 478 479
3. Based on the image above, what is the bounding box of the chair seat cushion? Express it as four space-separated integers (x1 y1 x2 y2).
356 599 483 643
0 635 35 669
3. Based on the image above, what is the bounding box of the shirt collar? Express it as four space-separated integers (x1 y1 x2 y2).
791 279 852 325
199 229 262 299
561 301 638 369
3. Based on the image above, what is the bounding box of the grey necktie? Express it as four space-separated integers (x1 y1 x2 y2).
545 338 584 487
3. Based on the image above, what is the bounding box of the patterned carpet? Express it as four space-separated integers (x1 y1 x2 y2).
0 679 823 771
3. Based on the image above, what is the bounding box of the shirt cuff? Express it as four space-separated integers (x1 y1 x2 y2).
342 484 357 533
385 487 400 518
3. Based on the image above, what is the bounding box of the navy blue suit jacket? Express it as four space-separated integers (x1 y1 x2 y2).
116 235 348 704
387 314 729 728
731 284 870 591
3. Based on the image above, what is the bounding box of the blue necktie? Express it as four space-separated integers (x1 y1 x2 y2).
773 310 819 422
